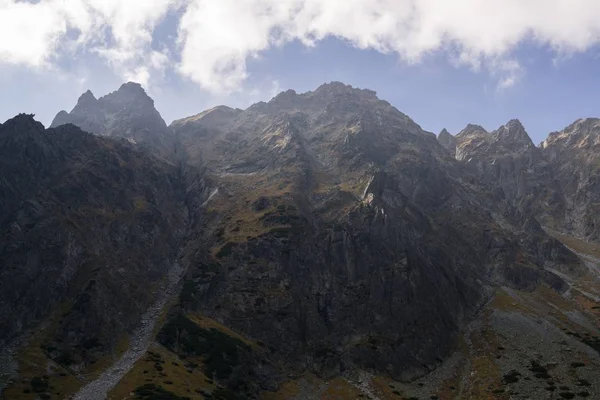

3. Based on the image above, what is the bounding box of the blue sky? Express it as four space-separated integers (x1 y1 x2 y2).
1 0 600 143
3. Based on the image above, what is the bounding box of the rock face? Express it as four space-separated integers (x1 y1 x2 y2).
0 82 596 399
441 117 600 242
437 128 456 154
0 114 196 367
172 82 581 381
541 118 600 240
452 120 563 222
50 82 174 157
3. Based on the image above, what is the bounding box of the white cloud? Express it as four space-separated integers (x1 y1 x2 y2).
0 0 178 85
2 0 600 91
0 0 68 67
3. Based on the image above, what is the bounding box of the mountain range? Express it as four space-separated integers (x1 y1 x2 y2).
0 82 599 400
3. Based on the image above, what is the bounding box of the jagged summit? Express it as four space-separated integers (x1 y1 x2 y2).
439 128 451 137
99 81 156 110
2 112 38 125
506 118 524 129
170 105 242 132
52 110 70 126
316 80 349 90
312 81 378 99
261 82 379 115
493 118 534 147
271 88 297 99
543 117 600 149
457 123 488 137
77 89 96 103
0 113 45 136
70 90 98 115
49 82 172 156
437 128 457 154
111 81 152 100
118 81 145 93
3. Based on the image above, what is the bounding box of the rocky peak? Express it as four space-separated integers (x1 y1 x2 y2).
116 81 146 95
313 81 377 98
493 119 534 148
315 81 351 93
267 89 301 111
1 113 45 136
543 117 600 150
170 105 241 132
437 128 457 154
71 90 98 114
454 124 490 161
52 110 70 127
271 89 297 101
456 124 488 138
101 82 155 110
49 82 173 156
78 89 96 103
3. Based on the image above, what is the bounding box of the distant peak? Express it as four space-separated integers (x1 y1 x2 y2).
313 81 377 97
437 128 457 152
457 124 488 137
494 118 533 146
118 81 145 93
212 105 236 111
1 113 44 132
101 81 155 107
50 110 70 128
77 89 97 104
171 105 241 127
506 119 525 130
316 81 348 91
114 82 150 99
438 128 451 137
71 89 99 115
466 123 486 131
270 89 297 102
571 117 600 130
5 113 37 124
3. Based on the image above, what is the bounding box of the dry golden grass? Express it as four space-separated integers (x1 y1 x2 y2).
436 339 468 400
206 173 295 246
133 197 150 211
571 289 600 319
262 379 302 400
547 230 600 259
263 374 368 400
461 320 504 400
107 344 211 400
186 313 260 350
370 375 405 399
111 311 265 400
489 288 533 314
320 377 363 399
3 303 130 400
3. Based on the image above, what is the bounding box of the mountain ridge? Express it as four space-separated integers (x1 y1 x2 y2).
2 82 600 400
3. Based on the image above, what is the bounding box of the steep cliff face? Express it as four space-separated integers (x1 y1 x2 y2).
443 117 600 241
172 83 581 381
437 128 456 154
0 115 192 368
451 120 564 224
541 118 600 240
50 83 175 157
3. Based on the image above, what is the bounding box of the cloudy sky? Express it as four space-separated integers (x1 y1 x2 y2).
1 0 600 142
